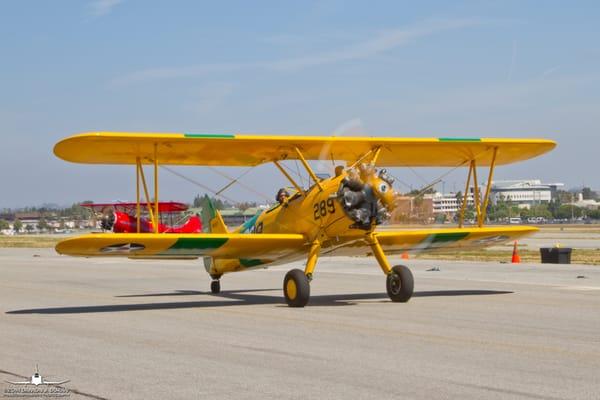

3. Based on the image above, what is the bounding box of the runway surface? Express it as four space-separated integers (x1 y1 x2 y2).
1 248 599 399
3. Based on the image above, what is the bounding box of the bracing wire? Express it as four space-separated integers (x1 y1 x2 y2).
208 166 272 202
160 165 238 204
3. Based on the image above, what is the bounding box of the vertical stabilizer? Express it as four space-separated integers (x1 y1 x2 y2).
200 195 228 233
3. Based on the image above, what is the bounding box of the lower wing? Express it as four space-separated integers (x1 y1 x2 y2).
55 233 308 259
322 225 538 256
56 226 536 260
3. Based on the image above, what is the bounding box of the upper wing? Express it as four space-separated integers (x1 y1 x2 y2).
54 132 556 167
321 226 538 257
55 233 308 259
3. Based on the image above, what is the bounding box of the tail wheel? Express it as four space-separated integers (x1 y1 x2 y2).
210 280 221 294
386 265 414 302
283 269 310 307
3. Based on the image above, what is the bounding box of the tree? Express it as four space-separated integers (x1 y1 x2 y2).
463 207 475 222
521 204 552 220
37 218 49 233
434 213 447 224
238 201 257 211
192 194 232 210
13 219 22 233
25 224 34 233
0 219 9 230
554 205 583 220
587 209 600 220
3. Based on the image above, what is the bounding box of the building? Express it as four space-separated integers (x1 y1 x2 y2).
432 192 475 215
570 193 600 210
488 180 563 209
219 207 263 227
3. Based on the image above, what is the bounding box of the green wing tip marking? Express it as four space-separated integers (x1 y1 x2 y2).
184 133 234 139
439 138 481 142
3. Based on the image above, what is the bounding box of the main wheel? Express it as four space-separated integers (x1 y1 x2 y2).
283 269 310 307
386 265 414 302
210 280 221 294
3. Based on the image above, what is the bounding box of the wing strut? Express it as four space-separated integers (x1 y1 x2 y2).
136 157 141 233
293 147 324 191
273 160 305 196
154 143 159 233
349 146 382 169
135 156 159 232
480 147 498 225
458 161 473 228
458 147 498 228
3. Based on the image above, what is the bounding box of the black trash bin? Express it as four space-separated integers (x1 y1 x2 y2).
540 247 572 264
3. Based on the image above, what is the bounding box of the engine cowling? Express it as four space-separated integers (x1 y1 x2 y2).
337 165 396 229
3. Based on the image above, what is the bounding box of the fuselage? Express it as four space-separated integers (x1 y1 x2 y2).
253 174 365 242
206 173 375 277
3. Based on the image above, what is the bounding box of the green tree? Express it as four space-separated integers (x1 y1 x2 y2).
587 209 600 220
463 207 475 222
0 219 9 230
554 205 583 220
25 224 34 233
434 213 447 224
193 194 232 210
13 219 22 233
37 218 49 232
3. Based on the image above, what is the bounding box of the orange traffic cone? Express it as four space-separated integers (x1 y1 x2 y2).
401 251 409 260
511 241 521 264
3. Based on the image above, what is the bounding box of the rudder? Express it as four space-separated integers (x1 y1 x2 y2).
200 195 228 234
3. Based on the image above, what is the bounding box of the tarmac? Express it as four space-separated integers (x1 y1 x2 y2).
1 248 599 399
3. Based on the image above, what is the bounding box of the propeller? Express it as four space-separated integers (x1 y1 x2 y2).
313 120 402 230
316 118 365 175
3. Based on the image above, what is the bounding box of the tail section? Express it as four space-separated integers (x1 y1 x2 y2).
200 195 228 233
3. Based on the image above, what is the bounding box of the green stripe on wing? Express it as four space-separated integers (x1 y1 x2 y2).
160 237 229 256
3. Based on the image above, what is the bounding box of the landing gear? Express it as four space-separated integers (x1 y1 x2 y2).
283 240 320 307
210 280 221 294
283 269 310 307
386 265 414 302
368 233 414 303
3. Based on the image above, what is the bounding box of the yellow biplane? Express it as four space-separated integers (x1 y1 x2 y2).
54 132 555 307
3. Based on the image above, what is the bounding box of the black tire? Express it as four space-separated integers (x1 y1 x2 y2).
283 269 310 307
386 265 414 302
210 280 221 294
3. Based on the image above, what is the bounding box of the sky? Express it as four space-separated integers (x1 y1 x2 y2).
0 0 599 208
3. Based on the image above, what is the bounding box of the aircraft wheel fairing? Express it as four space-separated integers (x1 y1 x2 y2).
283 269 310 307
386 265 414 302
210 280 221 294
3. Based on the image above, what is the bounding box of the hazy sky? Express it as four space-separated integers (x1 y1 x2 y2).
1 1 598 208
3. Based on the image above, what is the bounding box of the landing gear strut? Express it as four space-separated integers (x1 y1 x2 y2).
210 280 221 294
369 233 414 303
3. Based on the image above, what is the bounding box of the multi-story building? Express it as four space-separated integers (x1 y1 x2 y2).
432 191 475 215
488 180 563 209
